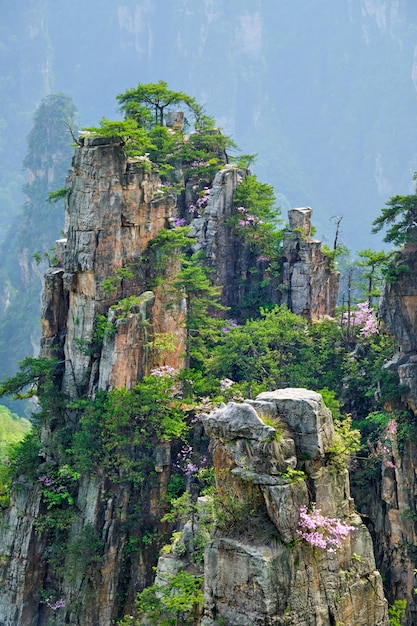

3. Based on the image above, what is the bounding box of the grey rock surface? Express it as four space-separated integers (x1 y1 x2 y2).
201 391 389 626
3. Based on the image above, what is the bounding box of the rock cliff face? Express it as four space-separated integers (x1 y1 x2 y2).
282 208 339 320
0 136 187 626
191 174 339 320
42 135 187 395
359 246 417 625
0 137 340 625
201 390 388 626
379 247 417 412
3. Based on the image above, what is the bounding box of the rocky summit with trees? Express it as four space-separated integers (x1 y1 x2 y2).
0 83 415 625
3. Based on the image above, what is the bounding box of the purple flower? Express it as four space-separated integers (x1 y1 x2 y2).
340 302 378 338
185 463 198 477
174 218 187 227
150 366 178 377
46 598 66 611
222 319 238 333
38 476 55 487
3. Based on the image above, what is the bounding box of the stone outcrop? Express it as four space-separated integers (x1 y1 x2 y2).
190 175 339 320
379 247 417 412
201 389 388 626
42 135 187 398
0 137 341 625
355 246 417 625
0 136 187 626
282 208 340 320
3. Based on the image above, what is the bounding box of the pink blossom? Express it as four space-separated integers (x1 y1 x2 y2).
297 504 354 552
185 463 198 476
38 476 55 487
222 319 238 333
150 365 178 377
46 598 66 611
340 302 378 338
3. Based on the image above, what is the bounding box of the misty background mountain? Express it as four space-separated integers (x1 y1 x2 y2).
1 0 417 408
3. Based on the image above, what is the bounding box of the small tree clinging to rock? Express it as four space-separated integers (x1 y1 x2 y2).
116 80 197 128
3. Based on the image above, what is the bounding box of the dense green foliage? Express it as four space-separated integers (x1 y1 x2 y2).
69 377 188 482
372 189 417 247
117 80 198 128
83 118 155 158
0 405 32 507
119 569 203 626
229 174 283 273
85 81 238 187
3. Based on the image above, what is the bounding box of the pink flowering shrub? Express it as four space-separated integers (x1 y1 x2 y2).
218 377 244 402
340 302 378 338
219 378 234 391
150 365 178 378
236 206 263 227
175 443 208 477
297 504 355 552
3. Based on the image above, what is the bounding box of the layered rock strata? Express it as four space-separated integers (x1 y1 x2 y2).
201 389 388 626
42 135 187 395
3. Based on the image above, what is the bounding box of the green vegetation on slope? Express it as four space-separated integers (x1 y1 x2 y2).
0 81 413 624
0 404 31 457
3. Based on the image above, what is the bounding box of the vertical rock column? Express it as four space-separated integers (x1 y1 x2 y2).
201 389 388 626
41 136 186 397
282 208 339 320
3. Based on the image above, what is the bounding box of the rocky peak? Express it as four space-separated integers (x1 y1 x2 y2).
282 207 340 320
0 136 342 626
200 389 388 626
41 135 186 399
191 178 339 320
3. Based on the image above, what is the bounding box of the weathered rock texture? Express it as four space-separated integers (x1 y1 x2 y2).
201 389 388 626
379 248 417 412
189 174 339 320
0 137 187 626
42 136 187 396
282 208 340 320
355 246 417 625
